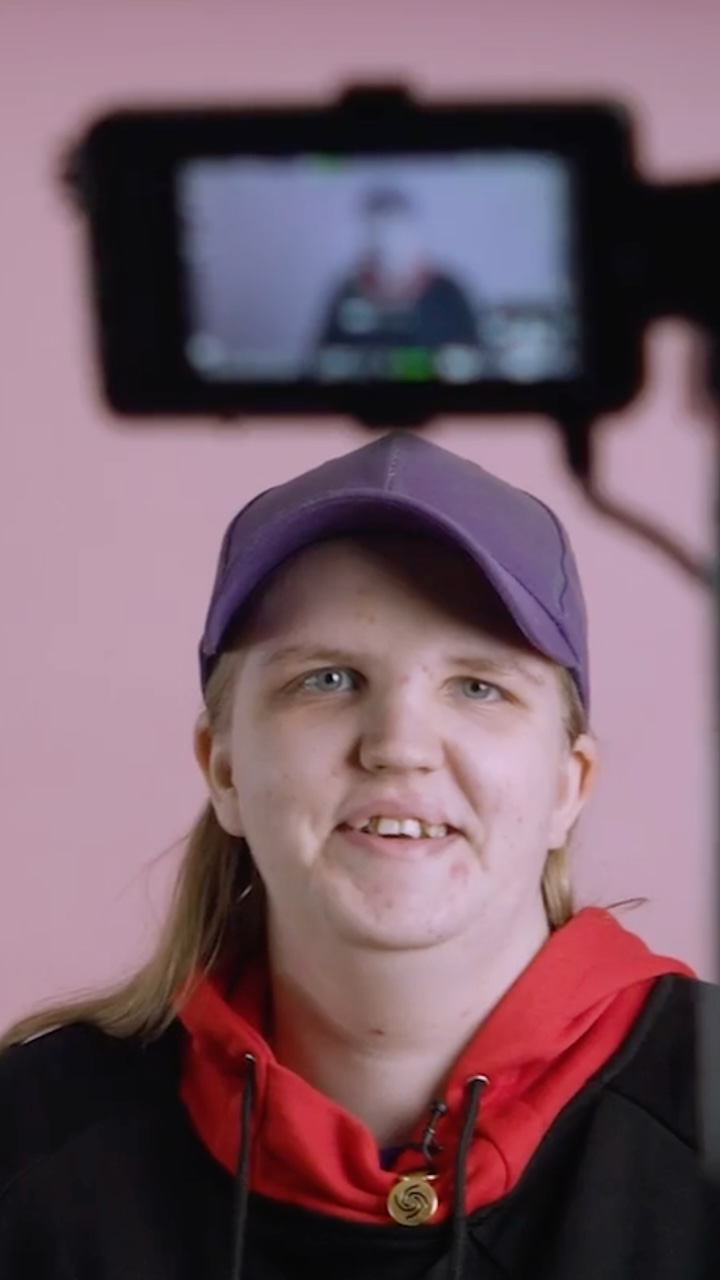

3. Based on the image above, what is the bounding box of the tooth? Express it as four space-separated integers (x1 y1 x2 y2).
376 818 416 836
400 819 424 839
359 817 450 839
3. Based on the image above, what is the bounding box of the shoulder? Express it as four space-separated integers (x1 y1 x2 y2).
606 973 713 1145
0 1020 181 1200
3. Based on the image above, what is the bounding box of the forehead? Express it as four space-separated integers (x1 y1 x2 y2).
239 532 530 653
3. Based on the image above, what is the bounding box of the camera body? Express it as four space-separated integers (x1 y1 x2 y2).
66 86 720 425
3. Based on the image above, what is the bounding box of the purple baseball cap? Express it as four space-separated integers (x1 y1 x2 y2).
200 431 590 712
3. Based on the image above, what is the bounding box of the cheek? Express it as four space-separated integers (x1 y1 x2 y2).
468 745 563 846
239 707 349 783
227 725 281 824
239 756 298 817
230 719 339 836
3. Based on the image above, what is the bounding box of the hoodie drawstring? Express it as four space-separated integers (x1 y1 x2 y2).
230 1053 256 1280
229 1063 487 1280
448 1075 489 1280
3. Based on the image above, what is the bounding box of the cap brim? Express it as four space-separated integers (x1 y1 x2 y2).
201 492 582 697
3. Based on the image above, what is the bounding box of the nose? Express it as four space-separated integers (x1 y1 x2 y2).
356 687 444 774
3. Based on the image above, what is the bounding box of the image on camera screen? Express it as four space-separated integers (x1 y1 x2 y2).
177 152 580 386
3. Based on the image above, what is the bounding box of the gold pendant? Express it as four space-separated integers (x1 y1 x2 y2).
386 1171 439 1226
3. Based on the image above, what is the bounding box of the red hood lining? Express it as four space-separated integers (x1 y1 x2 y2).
177 907 695 1224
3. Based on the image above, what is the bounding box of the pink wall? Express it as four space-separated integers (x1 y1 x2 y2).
0 0 716 1031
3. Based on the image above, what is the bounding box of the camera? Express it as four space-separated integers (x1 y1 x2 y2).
65 85 720 426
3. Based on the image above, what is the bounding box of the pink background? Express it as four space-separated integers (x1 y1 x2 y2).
0 0 716 1032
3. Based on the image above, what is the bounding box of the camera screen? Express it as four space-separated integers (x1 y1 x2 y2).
177 153 580 386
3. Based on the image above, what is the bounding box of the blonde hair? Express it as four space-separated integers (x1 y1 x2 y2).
0 653 592 1054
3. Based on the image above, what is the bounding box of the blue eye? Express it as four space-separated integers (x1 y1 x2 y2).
462 678 501 701
302 667 355 693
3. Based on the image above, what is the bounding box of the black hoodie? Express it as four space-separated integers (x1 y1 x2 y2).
1 908 719 1279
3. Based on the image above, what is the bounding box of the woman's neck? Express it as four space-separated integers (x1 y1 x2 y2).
267 916 548 1146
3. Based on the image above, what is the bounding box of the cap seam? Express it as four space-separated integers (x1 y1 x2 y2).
385 437 404 491
520 495 576 646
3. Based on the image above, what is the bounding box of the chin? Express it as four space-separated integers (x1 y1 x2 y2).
336 927 455 953
324 901 465 952
316 861 479 949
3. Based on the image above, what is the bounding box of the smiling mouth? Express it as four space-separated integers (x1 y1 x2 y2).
336 825 460 857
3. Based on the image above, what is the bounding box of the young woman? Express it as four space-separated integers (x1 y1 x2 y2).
0 430 716 1279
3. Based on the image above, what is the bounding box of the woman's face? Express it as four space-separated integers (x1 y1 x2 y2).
198 534 596 957
366 210 424 278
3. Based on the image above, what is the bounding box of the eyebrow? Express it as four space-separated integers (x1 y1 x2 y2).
256 645 544 685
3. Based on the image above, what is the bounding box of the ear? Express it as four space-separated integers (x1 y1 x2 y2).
548 732 597 848
193 713 245 838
